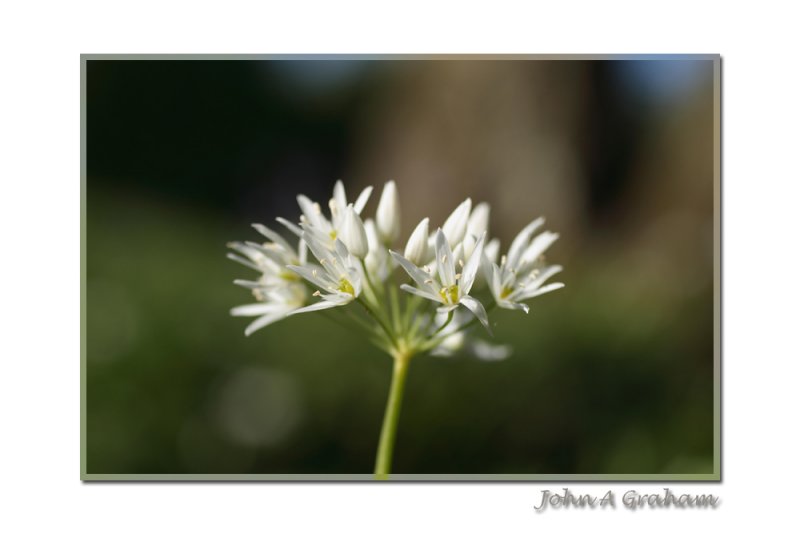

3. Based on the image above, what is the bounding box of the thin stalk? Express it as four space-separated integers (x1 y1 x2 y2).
357 298 397 346
402 295 422 331
433 310 454 335
374 353 411 479
360 259 383 303
388 283 402 333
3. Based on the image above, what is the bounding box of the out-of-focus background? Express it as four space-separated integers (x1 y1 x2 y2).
85 58 716 475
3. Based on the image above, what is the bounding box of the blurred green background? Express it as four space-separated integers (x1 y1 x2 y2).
85 58 715 475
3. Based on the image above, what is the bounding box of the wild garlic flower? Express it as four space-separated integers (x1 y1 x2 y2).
339 204 370 259
440 198 472 248
403 217 430 265
277 180 373 248
228 180 564 478
228 180 563 345
285 224 363 314
391 229 491 332
364 219 392 282
483 217 564 313
227 223 309 335
375 180 401 245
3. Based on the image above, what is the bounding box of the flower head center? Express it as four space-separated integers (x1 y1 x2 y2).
338 277 355 296
279 270 300 282
439 284 459 305
500 286 513 299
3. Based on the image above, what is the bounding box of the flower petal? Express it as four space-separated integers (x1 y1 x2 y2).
399 283 440 302
527 264 563 290
441 198 472 247
353 185 374 214
286 264 336 290
459 232 485 295
506 217 545 269
434 229 456 288
459 295 492 335
244 312 289 336
333 180 347 211
287 298 346 316
518 282 565 301
251 223 293 252
466 202 490 239
226 252 260 272
275 217 303 237
521 231 559 266
484 237 500 264
404 217 430 265
498 300 530 313
391 250 439 290
231 302 289 317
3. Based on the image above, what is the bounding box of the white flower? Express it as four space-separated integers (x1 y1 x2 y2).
339 204 369 259
286 224 363 314
441 198 472 248
230 283 308 336
281 180 373 246
484 217 564 313
229 181 565 364
364 218 391 281
392 229 491 332
376 180 401 245
484 237 500 264
227 224 309 335
466 202 490 240
403 217 430 265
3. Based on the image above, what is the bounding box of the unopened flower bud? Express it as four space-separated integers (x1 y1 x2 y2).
404 217 429 265
376 180 401 244
340 204 369 259
467 202 490 239
441 198 472 247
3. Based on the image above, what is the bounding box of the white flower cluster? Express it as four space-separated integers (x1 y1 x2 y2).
228 180 564 358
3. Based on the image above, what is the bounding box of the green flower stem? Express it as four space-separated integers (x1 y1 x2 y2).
433 310 454 335
374 352 411 479
357 297 397 347
388 283 402 333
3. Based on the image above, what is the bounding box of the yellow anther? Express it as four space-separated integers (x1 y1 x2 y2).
338 278 355 296
438 285 459 304
279 271 300 282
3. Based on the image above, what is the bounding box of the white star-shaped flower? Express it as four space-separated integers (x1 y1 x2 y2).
277 180 373 248
483 217 564 313
285 224 363 314
391 228 491 333
227 224 309 335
